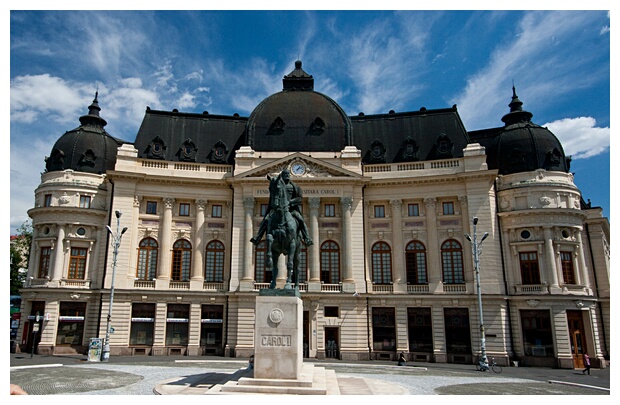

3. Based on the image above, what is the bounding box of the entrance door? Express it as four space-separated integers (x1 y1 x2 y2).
567 310 586 369
325 327 339 359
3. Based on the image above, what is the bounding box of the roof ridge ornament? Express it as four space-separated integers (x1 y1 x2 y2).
283 60 314 91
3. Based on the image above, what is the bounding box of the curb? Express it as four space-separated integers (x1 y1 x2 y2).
547 380 610 392
10 363 64 371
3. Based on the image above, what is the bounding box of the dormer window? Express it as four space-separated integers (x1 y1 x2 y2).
146 136 166 159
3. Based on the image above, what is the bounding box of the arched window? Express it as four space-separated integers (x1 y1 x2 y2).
171 239 192 281
371 242 392 284
320 240 340 284
441 239 464 284
405 241 427 284
255 241 272 284
137 238 158 281
205 240 225 282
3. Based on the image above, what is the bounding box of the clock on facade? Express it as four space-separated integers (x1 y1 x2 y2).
291 162 306 176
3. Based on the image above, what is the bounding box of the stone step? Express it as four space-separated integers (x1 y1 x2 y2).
212 363 330 395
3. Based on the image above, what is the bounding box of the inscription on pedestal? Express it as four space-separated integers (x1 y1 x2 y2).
261 335 292 346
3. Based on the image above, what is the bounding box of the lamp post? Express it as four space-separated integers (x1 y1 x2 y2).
101 210 127 362
30 311 40 358
465 217 489 371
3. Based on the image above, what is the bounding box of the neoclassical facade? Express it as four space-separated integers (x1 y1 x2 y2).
18 61 609 369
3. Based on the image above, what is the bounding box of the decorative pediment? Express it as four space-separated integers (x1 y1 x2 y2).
236 152 362 180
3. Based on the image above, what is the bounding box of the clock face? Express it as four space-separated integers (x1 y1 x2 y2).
291 162 306 176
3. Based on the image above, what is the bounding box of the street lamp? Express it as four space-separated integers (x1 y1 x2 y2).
465 217 489 371
101 210 128 362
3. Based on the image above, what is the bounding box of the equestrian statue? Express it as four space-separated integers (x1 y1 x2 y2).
251 169 313 289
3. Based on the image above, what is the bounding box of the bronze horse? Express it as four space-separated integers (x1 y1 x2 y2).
265 173 301 289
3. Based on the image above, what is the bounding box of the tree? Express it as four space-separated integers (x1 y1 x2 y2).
10 220 32 295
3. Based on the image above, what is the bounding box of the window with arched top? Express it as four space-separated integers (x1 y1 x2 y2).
320 240 340 284
205 240 225 282
137 238 158 281
371 242 392 284
171 239 192 281
255 241 272 284
441 239 464 284
406 241 427 284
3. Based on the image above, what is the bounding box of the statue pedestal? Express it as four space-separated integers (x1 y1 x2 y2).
254 289 303 380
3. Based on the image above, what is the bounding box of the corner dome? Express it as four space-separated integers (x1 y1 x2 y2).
246 60 352 152
497 87 570 175
45 92 125 174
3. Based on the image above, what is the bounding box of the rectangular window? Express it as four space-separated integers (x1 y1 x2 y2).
324 204 335 217
38 247 51 279
44 194 52 207
68 248 87 279
79 196 91 208
146 201 157 214
520 310 554 357
201 305 224 349
408 203 419 217
324 306 339 318
407 307 433 353
560 252 575 284
442 202 454 215
519 252 541 285
179 203 190 216
374 205 385 218
130 303 155 346
166 304 190 346
56 302 86 345
372 307 396 351
260 204 269 217
212 204 222 218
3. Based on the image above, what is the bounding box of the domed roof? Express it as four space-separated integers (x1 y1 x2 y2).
246 61 352 152
496 87 570 175
45 93 125 174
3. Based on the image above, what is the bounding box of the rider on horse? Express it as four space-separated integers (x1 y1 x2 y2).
251 169 313 247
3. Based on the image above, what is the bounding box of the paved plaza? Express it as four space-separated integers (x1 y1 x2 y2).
9 353 610 396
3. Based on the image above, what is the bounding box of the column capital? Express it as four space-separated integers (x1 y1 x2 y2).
163 197 175 209
243 197 255 210
195 199 207 210
341 196 352 210
390 199 402 209
133 195 142 207
424 197 437 207
308 197 321 209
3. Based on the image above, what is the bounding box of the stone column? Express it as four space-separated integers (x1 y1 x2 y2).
158 197 174 281
341 196 354 282
308 198 321 291
424 198 441 292
575 231 590 288
458 196 474 282
543 226 560 292
390 199 406 293
51 224 66 282
242 197 255 283
191 199 207 284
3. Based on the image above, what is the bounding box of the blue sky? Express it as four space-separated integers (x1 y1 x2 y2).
7 6 612 235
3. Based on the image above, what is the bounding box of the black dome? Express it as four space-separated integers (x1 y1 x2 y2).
246 61 352 152
496 87 570 175
45 93 124 174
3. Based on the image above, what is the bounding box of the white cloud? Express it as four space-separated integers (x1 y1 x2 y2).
176 92 195 109
543 117 609 160
455 11 607 130
10 74 85 124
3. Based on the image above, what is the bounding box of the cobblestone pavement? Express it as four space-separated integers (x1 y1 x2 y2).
9 353 610 396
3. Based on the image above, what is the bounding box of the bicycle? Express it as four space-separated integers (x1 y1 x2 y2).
475 357 502 373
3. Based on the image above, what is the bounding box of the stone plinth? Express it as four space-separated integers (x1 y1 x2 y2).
254 289 302 380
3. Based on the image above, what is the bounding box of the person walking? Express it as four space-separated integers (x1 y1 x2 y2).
398 351 407 366
582 353 591 375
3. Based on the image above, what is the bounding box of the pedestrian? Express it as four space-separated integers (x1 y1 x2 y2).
582 353 591 375
248 354 254 370
10 384 28 395
398 351 406 366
